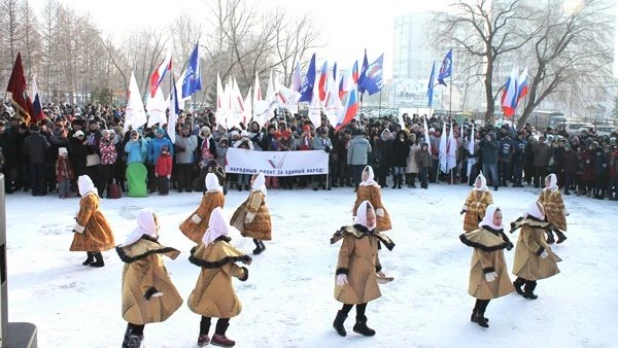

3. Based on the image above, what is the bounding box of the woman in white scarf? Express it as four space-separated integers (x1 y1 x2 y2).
180 173 226 244
460 173 494 233
538 173 568 244
353 166 391 232
70 175 114 267
230 172 272 255
122 208 160 247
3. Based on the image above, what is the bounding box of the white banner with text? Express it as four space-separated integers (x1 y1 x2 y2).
225 148 329 176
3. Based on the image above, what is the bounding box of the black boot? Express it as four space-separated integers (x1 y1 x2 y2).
513 277 526 295
122 327 144 348
391 178 397 189
90 252 105 268
353 315 376 336
554 230 567 244
252 240 265 255
475 310 489 328
523 281 538 300
546 230 556 244
82 252 94 266
397 175 403 189
333 310 348 337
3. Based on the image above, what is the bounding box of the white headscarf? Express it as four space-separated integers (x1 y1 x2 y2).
526 201 545 220
251 172 267 196
78 175 98 197
545 173 558 191
359 166 379 187
202 207 239 245
205 173 223 192
354 200 377 230
474 173 489 192
478 204 503 230
121 208 159 247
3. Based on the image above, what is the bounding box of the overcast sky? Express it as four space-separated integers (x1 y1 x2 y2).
30 0 451 79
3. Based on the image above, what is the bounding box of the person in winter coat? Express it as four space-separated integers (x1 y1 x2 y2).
188 207 251 347
377 130 394 187
24 124 51 196
124 130 149 197
55 147 74 198
459 205 514 328
415 142 431 189
116 209 183 348
230 172 271 255
98 129 118 197
532 137 553 188
311 128 333 190
498 135 513 187
581 143 597 196
155 145 173 195
480 134 499 191
460 174 494 233
405 134 420 188
562 145 579 195
538 174 568 244
175 126 198 193
147 128 174 193
511 133 527 187
347 129 372 190
70 175 115 267
391 130 410 189
180 173 225 244
510 201 561 300
331 200 395 338
0 121 15 193
353 166 391 232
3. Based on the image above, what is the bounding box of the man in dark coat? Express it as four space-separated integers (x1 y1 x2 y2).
0 121 15 193
23 124 51 196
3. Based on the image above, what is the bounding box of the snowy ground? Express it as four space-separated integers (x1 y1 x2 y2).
4 183 618 348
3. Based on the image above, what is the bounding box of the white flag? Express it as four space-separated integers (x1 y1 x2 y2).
439 122 448 173
447 122 458 171
146 87 168 127
124 72 147 134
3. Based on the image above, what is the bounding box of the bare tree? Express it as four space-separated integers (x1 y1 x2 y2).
434 0 537 123
517 0 614 127
0 0 23 61
274 13 321 86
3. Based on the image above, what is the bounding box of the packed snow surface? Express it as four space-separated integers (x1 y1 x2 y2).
5 185 617 347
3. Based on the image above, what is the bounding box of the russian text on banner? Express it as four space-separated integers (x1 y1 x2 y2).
225 148 329 177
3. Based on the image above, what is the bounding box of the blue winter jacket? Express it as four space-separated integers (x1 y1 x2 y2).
124 139 148 164
147 137 174 165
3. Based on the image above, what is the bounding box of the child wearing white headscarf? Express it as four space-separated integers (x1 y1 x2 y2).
510 202 561 299
353 166 392 232
459 204 514 329
460 173 494 233
538 173 568 244
188 207 251 347
330 201 395 338
117 209 182 348
179 173 225 244
69 175 115 267
231 172 271 255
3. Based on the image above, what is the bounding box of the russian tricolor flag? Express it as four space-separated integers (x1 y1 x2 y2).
318 60 329 102
30 75 44 121
351 60 359 84
150 51 172 98
501 67 519 117
336 88 358 131
516 68 528 107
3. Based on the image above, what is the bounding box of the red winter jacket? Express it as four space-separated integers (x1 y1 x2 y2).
155 153 173 176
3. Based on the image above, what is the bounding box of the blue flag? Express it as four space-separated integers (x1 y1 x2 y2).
299 53 316 103
358 50 370 94
359 54 384 96
181 43 202 99
427 62 436 107
168 75 180 143
437 49 453 86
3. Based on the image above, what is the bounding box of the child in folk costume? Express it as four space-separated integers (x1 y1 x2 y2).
510 201 562 300
188 207 251 347
331 201 395 337
70 175 115 267
459 205 514 328
116 209 183 348
231 172 272 255
460 173 494 233
353 166 392 232
180 173 225 244
538 173 568 244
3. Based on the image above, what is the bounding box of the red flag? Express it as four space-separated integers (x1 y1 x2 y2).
6 53 34 125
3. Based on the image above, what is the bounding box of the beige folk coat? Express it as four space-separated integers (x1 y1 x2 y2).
538 190 567 231
462 190 494 233
70 193 115 252
511 217 561 280
460 228 515 300
187 237 251 318
179 191 225 243
231 190 272 241
353 185 392 232
116 236 183 325
331 226 395 305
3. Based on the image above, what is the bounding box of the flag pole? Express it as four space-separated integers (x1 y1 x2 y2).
378 90 382 119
